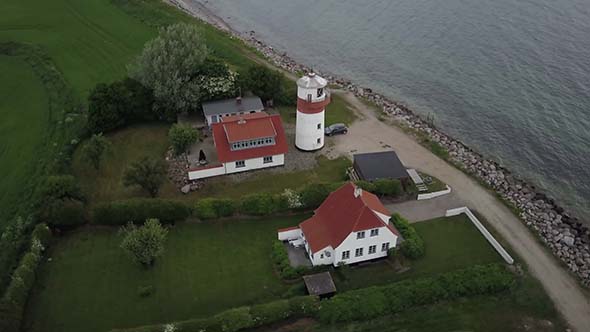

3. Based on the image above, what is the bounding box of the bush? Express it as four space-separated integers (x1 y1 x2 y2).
40 199 86 228
39 175 84 202
0 217 31 293
169 123 199 155
391 213 424 259
93 199 190 225
215 306 253 332
271 240 306 280
373 179 402 197
298 183 331 209
318 263 514 323
194 198 235 220
288 295 320 317
250 299 291 326
354 180 376 193
31 224 52 248
239 193 287 216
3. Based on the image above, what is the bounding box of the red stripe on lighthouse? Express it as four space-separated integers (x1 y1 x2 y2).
297 96 331 114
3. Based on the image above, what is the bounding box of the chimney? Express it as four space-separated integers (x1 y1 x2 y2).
236 96 242 104
354 186 362 198
237 117 246 125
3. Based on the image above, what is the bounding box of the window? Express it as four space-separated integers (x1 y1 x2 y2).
355 248 363 257
320 254 324 259
381 242 390 252
356 231 365 239
317 123 322 130
263 156 273 164
317 138 321 144
370 229 379 237
317 88 323 97
341 250 350 260
369 245 376 254
235 160 245 168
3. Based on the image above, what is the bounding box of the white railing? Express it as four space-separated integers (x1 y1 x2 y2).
417 185 452 200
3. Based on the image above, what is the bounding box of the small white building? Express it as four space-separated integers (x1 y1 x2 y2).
295 73 331 151
278 183 400 266
202 96 264 127
188 112 288 180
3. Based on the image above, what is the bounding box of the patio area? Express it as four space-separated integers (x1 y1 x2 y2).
284 242 312 268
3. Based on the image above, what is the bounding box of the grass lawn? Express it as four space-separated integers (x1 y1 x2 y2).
278 94 357 126
73 123 352 205
333 214 502 291
0 55 49 223
24 215 309 332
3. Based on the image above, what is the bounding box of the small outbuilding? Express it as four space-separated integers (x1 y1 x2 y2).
302 272 337 298
352 151 409 184
202 96 264 126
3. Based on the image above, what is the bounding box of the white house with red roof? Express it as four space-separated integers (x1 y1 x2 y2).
278 182 400 266
188 111 289 180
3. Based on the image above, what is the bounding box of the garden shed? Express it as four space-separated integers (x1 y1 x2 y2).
352 151 409 184
302 272 337 298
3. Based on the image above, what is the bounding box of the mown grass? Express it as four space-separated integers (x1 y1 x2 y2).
23 215 308 332
0 55 48 222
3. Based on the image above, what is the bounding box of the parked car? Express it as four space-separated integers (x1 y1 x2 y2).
325 123 348 136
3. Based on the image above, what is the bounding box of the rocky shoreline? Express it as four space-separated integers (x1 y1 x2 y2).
170 0 589 286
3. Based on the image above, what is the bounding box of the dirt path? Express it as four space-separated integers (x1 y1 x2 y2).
327 90 590 331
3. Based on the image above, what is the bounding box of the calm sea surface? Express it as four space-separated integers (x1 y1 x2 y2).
200 0 590 219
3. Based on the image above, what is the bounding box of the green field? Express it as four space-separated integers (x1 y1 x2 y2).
0 55 48 221
24 215 307 332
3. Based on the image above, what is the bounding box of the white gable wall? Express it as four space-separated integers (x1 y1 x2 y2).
224 154 285 174
332 226 398 266
309 246 335 266
373 210 391 224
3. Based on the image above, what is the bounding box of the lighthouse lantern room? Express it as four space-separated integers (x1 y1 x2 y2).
295 73 331 151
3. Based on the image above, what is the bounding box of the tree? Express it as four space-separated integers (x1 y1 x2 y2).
40 175 84 202
169 123 199 155
241 65 284 103
81 133 111 170
123 157 167 197
120 219 168 267
128 23 208 118
87 78 155 134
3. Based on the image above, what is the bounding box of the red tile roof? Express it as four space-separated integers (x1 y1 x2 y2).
299 182 397 253
222 111 269 122
222 112 277 143
212 113 289 163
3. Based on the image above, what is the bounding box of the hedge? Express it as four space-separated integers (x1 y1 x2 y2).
239 193 288 216
194 198 235 220
109 296 320 332
318 263 514 323
93 199 191 225
0 227 51 332
271 240 307 280
391 213 425 259
41 198 86 228
355 179 402 197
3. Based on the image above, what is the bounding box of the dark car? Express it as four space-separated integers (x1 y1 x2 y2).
324 123 348 136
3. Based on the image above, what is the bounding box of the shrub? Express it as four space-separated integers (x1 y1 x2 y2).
123 157 167 197
391 213 424 259
298 183 331 209
240 65 284 103
169 123 199 155
31 224 52 248
250 299 291 326
39 175 84 202
0 217 31 293
373 179 402 197
239 193 286 216
288 295 320 317
354 180 376 193
194 198 235 220
40 199 86 228
271 240 306 280
120 219 168 267
215 306 253 332
81 133 111 170
93 199 190 225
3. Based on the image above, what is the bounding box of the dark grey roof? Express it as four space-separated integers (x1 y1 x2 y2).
303 272 337 296
202 97 264 117
353 151 409 181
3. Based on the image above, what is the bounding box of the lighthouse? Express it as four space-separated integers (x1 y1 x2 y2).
295 73 331 151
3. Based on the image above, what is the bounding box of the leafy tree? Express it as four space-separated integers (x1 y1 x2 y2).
169 123 199 155
119 219 168 267
195 57 238 101
128 23 208 118
87 78 155 134
39 175 84 202
81 133 111 170
123 157 167 197
241 65 284 103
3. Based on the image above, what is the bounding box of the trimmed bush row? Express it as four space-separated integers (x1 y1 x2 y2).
109 295 320 332
0 224 52 332
391 213 425 259
110 264 512 332
271 240 306 280
354 179 402 197
318 263 514 323
93 199 191 225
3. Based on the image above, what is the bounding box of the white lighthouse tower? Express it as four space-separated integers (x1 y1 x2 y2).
295 73 331 151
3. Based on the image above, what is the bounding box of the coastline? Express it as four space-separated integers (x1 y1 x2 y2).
168 0 590 286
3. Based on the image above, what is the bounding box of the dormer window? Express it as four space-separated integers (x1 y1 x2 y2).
357 231 365 239
370 229 379 237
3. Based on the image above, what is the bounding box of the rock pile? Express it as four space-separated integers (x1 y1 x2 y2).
240 32 590 286
165 148 204 193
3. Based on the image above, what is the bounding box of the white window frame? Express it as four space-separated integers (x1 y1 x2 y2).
235 160 245 168
263 156 273 164
341 250 350 260
370 229 379 237
357 231 365 239
355 248 363 257
369 245 376 254
381 242 390 252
